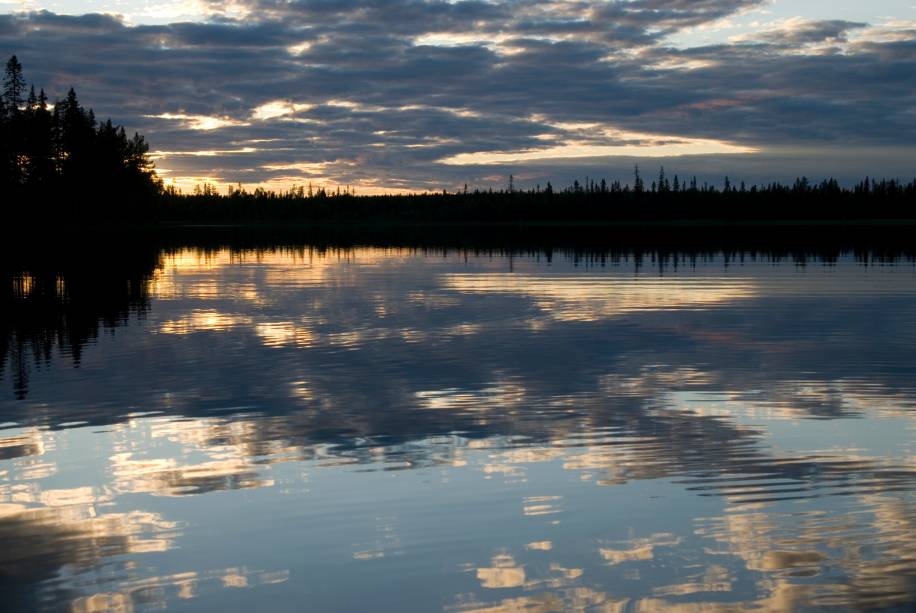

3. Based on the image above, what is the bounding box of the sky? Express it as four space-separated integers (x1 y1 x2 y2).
1 0 914 193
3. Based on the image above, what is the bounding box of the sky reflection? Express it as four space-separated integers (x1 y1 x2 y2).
2 246 916 611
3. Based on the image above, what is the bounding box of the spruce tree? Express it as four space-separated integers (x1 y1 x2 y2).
3 55 25 112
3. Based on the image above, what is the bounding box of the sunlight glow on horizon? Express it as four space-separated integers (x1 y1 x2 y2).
155 172 421 196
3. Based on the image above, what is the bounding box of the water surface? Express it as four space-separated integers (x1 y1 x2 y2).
2 245 916 612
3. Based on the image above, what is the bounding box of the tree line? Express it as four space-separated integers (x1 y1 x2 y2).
1 56 160 219
161 168 916 223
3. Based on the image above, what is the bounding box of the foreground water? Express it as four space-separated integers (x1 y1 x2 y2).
2 244 916 612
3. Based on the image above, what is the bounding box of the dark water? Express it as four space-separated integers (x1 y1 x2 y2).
2 244 916 612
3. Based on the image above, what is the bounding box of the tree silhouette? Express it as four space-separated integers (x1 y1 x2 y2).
3 55 25 111
1 56 159 220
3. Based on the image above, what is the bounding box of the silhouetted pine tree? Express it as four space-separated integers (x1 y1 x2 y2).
3 56 25 111
24 87 54 186
634 165 644 194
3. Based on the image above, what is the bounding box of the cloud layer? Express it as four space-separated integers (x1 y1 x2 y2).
1 1 914 191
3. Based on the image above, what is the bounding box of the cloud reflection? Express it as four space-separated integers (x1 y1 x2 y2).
3 246 916 610
442 274 758 322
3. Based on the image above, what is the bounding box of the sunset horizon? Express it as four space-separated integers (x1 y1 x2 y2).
3 1 914 193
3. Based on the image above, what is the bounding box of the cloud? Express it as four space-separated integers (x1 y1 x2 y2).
735 18 869 46
0 2 914 191
148 112 249 130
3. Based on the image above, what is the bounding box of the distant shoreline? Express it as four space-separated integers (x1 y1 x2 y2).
160 219 916 228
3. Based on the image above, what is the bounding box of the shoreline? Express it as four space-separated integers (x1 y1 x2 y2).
158 218 916 229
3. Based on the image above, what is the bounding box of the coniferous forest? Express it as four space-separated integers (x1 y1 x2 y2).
1 56 160 220
2 55 915 226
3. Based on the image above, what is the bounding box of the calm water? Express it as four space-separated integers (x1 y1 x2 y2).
3 245 916 612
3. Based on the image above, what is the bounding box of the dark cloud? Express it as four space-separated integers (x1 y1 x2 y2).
0 2 913 190
754 19 868 45
593 0 766 35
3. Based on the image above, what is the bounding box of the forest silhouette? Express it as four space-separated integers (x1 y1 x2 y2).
3 55 915 225
1 56 159 220
160 172 916 224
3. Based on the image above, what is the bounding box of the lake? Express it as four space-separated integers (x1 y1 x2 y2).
3 240 916 612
